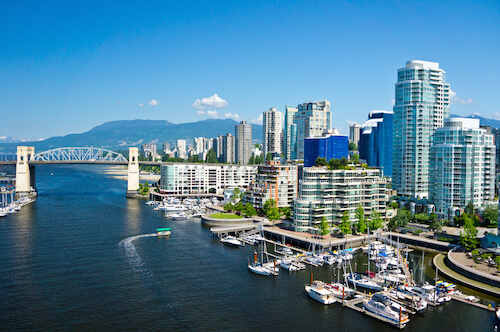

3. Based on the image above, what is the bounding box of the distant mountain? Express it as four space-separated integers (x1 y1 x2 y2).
450 114 500 129
0 119 263 153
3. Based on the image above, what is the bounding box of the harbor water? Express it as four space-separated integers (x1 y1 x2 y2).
0 165 497 331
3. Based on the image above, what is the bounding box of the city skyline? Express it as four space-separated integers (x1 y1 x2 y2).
1 1 498 140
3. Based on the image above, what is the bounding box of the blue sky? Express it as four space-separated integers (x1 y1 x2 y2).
1 0 499 140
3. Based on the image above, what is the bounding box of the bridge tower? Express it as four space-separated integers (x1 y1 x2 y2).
127 147 140 196
16 146 36 195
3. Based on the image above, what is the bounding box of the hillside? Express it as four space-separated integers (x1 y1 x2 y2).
0 119 263 153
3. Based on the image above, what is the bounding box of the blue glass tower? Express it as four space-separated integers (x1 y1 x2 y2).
304 135 348 167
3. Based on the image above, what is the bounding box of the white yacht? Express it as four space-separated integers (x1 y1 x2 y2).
305 281 336 305
346 273 382 292
280 259 299 271
398 283 444 305
221 236 244 247
328 283 356 299
363 295 410 327
170 212 189 220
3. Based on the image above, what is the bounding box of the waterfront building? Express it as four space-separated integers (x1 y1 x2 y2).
159 164 257 195
221 133 236 164
263 107 283 157
358 110 393 177
293 100 332 160
392 60 450 199
283 105 298 161
244 160 298 209
140 143 157 159
430 118 496 219
176 140 187 159
235 121 253 164
349 124 361 146
303 130 348 167
194 137 205 154
290 166 388 233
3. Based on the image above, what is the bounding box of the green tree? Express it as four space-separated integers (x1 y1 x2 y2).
223 203 234 212
280 207 291 220
206 148 218 163
232 187 241 201
348 142 358 151
465 201 475 216
340 156 349 166
234 201 244 211
266 152 273 161
328 158 341 170
483 205 498 225
244 202 257 217
249 155 255 164
369 210 384 231
429 213 442 231
267 205 281 226
318 216 330 236
263 199 277 215
459 216 479 250
388 201 398 209
315 157 328 166
355 204 367 233
339 210 352 236
351 153 359 164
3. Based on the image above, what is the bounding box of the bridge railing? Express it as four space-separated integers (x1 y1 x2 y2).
34 147 127 162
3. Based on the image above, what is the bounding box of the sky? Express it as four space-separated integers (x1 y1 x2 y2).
1 0 499 140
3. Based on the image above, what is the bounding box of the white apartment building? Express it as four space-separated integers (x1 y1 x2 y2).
194 137 205 154
283 105 298 161
176 139 187 159
290 166 388 233
393 60 450 199
263 107 283 156
235 121 252 164
159 164 257 195
430 118 496 219
244 160 298 209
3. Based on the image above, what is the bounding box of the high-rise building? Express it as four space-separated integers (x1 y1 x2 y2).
430 118 496 219
283 105 298 161
303 131 348 167
194 137 205 154
263 107 283 157
349 124 361 146
176 140 187 159
162 142 170 154
290 166 388 233
392 60 450 198
358 110 393 177
214 136 223 160
235 121 252 164
140 143 157 159
221 133 236 164
293 100 332 160
244 160 298 209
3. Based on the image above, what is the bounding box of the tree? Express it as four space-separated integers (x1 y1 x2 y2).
351 153 359 164
388 201 398 209
318 216 330 236
355 204 367 234
429 213 442 231
388 209 410 230
460 216 479 250
244 202 257 217
223 203 234 212
369 210 384 231
348 142 358 151
280 207 291 220
315 157 328 166
465 201 475 216
328 158 341 170
339 210 352 236
206 148 218 163
266 152 273 161
234 201 244 211
483 205 498 225
340 156 349 166
263 199 277 215
249 155 255 164
267 206 281 226
232 187 241 201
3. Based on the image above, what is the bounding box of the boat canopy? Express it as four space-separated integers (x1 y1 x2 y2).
157 228 171 231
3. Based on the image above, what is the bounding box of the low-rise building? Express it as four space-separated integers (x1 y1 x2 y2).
159 164 257 195
289 166 389 233
244 160 298 209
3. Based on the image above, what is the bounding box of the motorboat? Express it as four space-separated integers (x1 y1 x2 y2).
398 283 444 305
156 228 171 236
327 283 356 299
386 290 427 313
276 247 293 256
305 255 324 266
323 254 337 265
496 307 500 321
280 259 303 271
221 236 244 247
145 200 156 205
248 262 274 276
252 234 265 241
158 203 187 212
363 296 410 327
346 273 382 292
244 236 259 245
305 281 336 305
169 212 189 220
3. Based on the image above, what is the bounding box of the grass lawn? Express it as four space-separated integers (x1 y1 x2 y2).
210 213 244 219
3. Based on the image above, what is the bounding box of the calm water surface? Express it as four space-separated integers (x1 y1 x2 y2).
0 165 497 331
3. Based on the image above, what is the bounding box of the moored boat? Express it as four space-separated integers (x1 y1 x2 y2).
363 296 410 327
156 228 171 236
305 281 336 304
221 236 244 247
346 273 382 292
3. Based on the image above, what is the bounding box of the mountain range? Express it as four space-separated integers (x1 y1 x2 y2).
0 119 263 153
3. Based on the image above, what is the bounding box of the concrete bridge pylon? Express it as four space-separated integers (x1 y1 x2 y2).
16 146 36 195
127 147 140 196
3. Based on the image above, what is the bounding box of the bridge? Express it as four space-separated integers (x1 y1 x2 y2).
0 146 154 197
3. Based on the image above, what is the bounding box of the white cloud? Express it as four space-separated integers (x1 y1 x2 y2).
196 110 206 115
473 112 482 117
149 99 159 106
138 103 144 107
207 110 219 118
450 90 474 105
250 114 263 125
192 93 228 110
224 112 241 121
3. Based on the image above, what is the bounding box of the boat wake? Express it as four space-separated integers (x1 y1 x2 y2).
119 233 156 276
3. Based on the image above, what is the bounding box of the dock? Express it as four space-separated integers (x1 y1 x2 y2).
450 294 495 312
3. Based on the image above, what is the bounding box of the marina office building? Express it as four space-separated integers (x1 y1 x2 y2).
430 117 496 220
244 160 299 209
289 166 389 233
159 164 257 195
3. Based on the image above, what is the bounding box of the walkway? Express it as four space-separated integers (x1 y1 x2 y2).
432 254 500 297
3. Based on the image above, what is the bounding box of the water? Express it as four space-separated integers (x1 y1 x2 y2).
0 165 497 331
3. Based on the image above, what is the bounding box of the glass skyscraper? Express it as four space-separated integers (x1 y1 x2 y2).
359 110 393 177
392 60 450 198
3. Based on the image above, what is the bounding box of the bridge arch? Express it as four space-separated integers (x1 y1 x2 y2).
33 147 127 162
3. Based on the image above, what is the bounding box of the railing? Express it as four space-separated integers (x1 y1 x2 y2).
447 248 500 283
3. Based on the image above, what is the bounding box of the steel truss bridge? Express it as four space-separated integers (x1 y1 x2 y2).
33 147 128 163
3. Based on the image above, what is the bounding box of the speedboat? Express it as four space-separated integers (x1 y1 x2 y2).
276 247 293 255
248 262 274 276
244 236 259 245
280 259 299 271
305 281 336 304
346 273 382 292
363 296 410 327
221 236 244 247
252 234 265 241
398 283 444 305
386 290 427 313
327 283 356 299
170 212 189 220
